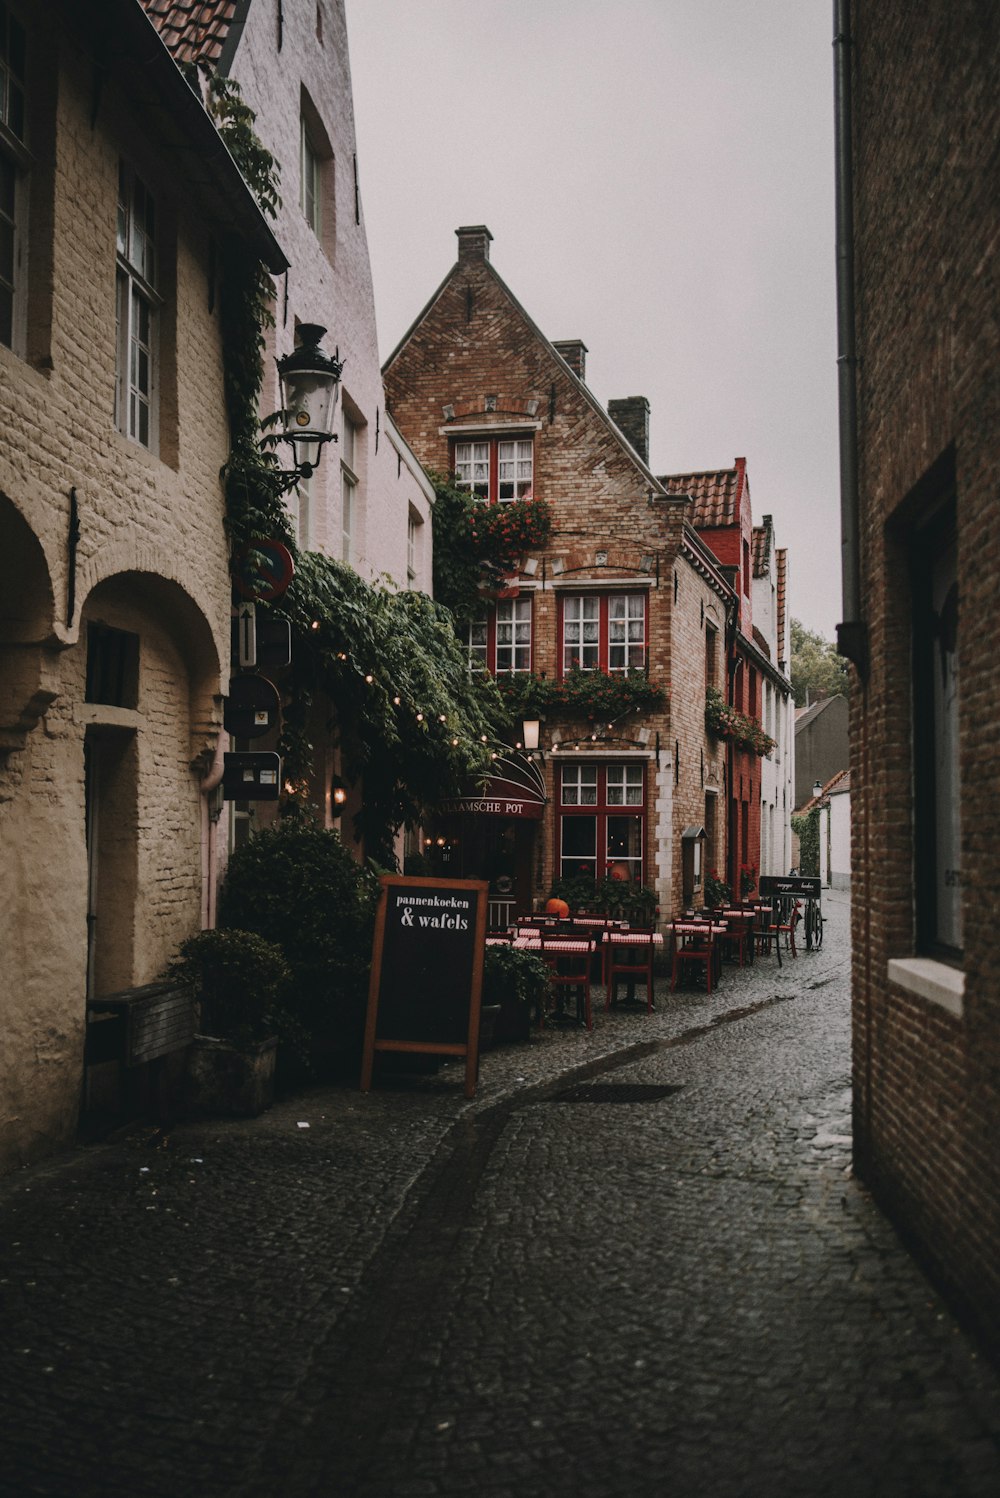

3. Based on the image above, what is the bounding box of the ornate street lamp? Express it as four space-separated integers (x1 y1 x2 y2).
275 323 343 477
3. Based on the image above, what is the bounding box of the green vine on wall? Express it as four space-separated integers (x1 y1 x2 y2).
192 68 510 861
791 808 820 877
705 685 775 757
430 472 552 625
497 668 665 726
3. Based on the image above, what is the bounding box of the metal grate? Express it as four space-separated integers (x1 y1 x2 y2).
550 1082 684 1105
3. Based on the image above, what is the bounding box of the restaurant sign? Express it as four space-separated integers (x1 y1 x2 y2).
440 794 543 820
441 750 546 820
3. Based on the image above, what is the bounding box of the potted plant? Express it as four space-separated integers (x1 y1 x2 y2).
482 943 551 1043
704 870 732 909
173 929 293 1117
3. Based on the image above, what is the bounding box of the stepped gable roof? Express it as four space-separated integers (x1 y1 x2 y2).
776 548 787 655
658 457 747 528
138 0 240 65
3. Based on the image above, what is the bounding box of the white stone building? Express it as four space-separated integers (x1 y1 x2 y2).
751 516 795 876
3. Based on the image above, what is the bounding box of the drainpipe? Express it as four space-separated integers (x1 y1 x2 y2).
200 730 228 929
833 0 868 679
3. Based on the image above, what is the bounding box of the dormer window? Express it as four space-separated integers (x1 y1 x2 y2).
453 437 533 504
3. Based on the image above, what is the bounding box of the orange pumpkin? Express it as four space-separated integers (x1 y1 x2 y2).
545 897 570 918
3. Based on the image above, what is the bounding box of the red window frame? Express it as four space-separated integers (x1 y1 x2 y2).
452 435 534 504
558 592 648 676
558 762 646 883
468 596 533 674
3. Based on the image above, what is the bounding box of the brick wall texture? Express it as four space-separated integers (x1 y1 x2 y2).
849 1 1000 1348
384 234 732 917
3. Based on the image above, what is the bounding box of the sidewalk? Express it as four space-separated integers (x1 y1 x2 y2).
2 891 999 1497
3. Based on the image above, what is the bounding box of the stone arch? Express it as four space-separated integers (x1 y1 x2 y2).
0 492 62 752
79 566 225 762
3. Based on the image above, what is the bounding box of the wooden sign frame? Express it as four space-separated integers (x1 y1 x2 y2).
360 875 489 1098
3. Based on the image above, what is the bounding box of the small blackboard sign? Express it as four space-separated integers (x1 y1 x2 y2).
360 876 488 1098
759 875 822 899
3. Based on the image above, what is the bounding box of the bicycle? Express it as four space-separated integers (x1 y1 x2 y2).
803 895 823 951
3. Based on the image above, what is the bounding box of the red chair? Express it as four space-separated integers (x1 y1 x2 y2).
671 922 716 995
605 931 656 1014
540 935 594 1030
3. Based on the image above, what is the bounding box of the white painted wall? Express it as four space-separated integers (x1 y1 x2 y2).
227 0 434 587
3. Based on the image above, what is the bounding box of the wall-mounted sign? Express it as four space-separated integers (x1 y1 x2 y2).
759 875 822 899
230 611 292 673
232 538 295 603
360 875 488 1098
223 673 281 739
222 752 281 801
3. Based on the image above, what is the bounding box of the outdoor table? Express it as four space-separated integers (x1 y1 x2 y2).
670 923 727 986
602 930 663 1013
719 909 756 966
515 935 597 1029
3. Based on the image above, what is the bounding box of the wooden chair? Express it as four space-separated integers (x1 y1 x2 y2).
671 922 716 995
729 911 756 967
605 931 656 1014
540 935 594 1030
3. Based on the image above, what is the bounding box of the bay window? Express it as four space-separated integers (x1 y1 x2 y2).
562 593 646 674
559 762 645 882
454 436 533 503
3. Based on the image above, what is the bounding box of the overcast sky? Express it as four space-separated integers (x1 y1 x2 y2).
347 0 842 641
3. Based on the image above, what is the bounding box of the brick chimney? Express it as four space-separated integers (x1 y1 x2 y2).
608 396 650 464
553 340 588 381
456 225 493 263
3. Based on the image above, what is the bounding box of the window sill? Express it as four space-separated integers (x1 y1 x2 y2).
887 957 965 1019
76 704 145 732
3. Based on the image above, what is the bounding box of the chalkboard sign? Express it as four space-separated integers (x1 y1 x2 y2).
360 876 488 1098
759 875 822 899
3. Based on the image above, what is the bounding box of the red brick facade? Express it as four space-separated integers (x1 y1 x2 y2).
384 228 736 920
846 2 1000 1350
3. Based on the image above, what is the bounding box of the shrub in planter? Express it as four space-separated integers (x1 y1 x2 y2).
174 928 292 1046
172 929 294 1117
218 819 380 1073
704 870 732 909
483 943 551 1042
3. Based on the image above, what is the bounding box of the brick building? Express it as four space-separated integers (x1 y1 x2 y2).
142 0 435 853
0 0 285 1171
835 0 1000 1347
384 226 735 921
660 461 792 896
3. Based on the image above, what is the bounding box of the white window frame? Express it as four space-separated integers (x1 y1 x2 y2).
467 596 532 674
300 116 321 235
341 412 358 563
562 593 646 675
454 436 533 503
115 163 160 450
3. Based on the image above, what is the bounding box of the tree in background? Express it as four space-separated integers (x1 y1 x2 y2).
790 619 850 708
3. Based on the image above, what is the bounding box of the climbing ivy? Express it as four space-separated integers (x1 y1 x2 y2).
190 68 509 860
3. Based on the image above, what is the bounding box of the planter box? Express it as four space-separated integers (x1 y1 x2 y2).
180 1034 277 1118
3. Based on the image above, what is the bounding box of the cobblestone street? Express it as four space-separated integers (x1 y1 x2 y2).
3 891 1000 1497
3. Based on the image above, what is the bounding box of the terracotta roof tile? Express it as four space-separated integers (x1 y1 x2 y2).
657 457 747 528
752 514 773 578
776 547 787 655
139 0 239 65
